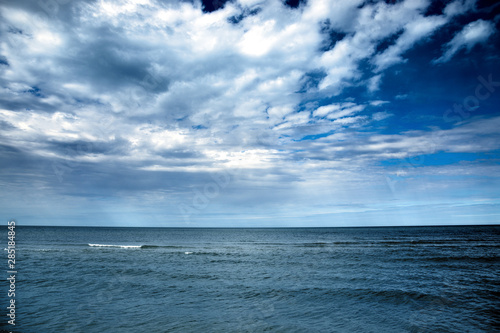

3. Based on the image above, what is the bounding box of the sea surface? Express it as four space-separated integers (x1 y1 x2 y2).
1 225 499 332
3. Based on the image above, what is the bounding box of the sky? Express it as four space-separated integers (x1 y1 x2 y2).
0 0 499 227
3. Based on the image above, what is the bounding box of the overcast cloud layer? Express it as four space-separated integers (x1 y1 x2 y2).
0 0 499 226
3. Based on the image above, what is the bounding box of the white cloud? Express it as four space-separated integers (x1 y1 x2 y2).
332 115 367 125
443 0 477 18
368 74 382 92
327 105 365 120
315 0 455 91
433 19 496 64
312 102 365 120
370 100 389 107
313 104 341 118
373 15 448 71
372 111 392 121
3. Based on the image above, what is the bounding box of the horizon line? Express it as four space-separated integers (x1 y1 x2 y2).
5 224 499 229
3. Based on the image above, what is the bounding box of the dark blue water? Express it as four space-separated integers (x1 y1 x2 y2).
1 226 499 332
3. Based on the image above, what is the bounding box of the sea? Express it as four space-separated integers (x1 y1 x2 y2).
1 225 499 332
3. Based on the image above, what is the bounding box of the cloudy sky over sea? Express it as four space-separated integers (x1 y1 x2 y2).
0 0 499 226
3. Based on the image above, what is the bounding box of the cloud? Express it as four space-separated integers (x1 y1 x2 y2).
443 0 477 18
373 15 448 71
0 0 498 226
368 74 382 92
372 111 392 121
312 102 365 119
370 100 389 107
433 19 496 64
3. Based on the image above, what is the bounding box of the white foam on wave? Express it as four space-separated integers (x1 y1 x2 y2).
88 244 141 249
184 252 193 254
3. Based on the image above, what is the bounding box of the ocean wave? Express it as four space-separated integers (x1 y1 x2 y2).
88 243 141 249
140 245 184 249
88 243 187 250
